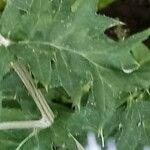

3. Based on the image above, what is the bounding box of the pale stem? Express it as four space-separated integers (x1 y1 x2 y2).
16 129 38 150
0 61 54 130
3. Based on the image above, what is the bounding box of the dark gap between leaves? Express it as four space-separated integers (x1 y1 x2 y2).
51 59 56 70
108 126 121 138
52 145 66 150
51 98 74 111
117 101 128 111
104 25 129 41
19 9 28 15
52 146 58 150
37 81 45 89
2 99 22 110
51 85 91 110
98 0 150 47
81 91 91 107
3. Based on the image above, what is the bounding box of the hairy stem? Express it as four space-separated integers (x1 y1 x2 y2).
0 61 54 130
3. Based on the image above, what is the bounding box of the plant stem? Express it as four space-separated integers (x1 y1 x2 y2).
0 61 54 130
16 129 38 150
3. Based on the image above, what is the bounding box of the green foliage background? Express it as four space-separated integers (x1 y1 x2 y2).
0 0 150 149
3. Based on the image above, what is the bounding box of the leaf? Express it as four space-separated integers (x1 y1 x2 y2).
0 47 12 81
0 0 150 149
117 101 150 150
98 0 116 9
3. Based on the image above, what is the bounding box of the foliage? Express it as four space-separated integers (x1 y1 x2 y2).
98 0 116 9
0 0 150 149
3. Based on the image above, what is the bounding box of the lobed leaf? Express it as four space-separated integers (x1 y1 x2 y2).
0 0 150 149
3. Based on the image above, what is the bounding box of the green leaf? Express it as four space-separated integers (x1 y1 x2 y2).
0 47 12 81
0 0 150 149
98 0 116 9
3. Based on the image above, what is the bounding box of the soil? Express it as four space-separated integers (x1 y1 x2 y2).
98 0 150 47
